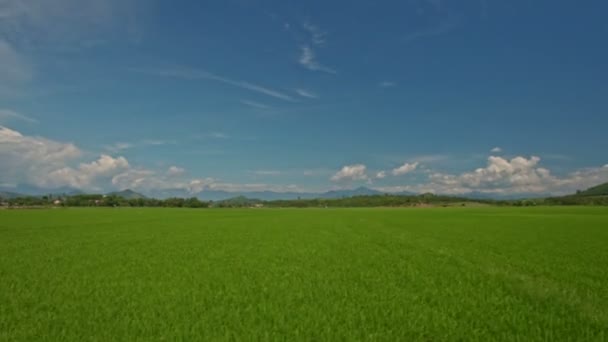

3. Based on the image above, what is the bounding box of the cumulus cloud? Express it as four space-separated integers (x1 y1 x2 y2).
331 164 368 182
392 162 419 176
0 125 81 186
1 125 165 191
379 156 608 196
45 155 129 189
111 169 158 190
0 125 310 194
426 156 549 194
376 171 387 179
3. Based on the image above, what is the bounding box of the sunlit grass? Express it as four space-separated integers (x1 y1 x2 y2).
1 207 607 340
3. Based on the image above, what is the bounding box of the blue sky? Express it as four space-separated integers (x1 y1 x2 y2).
1 0 607 195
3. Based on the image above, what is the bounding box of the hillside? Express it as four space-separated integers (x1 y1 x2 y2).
575 182 608 197
107 189 147 200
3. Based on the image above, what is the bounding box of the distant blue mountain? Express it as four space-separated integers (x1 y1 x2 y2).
0 184 83 197
106 189 147 199
1 183 552 201
0 191 23 199
320 186 384 199
144 186 397 201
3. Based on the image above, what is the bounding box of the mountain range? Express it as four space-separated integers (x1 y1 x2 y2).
2 183 607 201
146 186 401 201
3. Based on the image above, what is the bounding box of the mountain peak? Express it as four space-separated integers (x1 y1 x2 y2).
107 189 147 199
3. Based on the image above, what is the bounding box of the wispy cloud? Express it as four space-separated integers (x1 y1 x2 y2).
134 67 296 102
379 81 397 88
0 0 146 50
296 21 335 74
105 142 133 152
491 147 502 153
412 155 449 163
141 139 175 146
250 170 282 176
299 46 336 74
104 139 175 153
0 109 38 123
302 22 327 46
241 100 271 110
195 132 229 140
0 40 32 97
295 88 318 99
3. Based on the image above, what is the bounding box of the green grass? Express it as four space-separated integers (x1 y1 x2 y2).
1 207 607 341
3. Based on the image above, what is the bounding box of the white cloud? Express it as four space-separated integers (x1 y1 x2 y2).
46 155 129 189
167 166 185 177
396 156 608 196
0 125 81 186
0 108 38 123
295 88 318 99
0 126 312 194
376 171 387 179
491 147 502 153
331 164 368 182
134 67 296 102
299 46 336 74
111 169 158 190
392 162 419 176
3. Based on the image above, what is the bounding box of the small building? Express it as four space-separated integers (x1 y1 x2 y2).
53 200 62 206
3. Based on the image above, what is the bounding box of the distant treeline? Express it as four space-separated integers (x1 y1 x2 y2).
2 194 210 208
266 194 483 208
2 192 606 208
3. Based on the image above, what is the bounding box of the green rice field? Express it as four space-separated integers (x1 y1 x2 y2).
1 207 607 341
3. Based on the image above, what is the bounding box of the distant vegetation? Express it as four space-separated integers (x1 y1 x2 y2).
1 182 607 208
1 193 209 208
